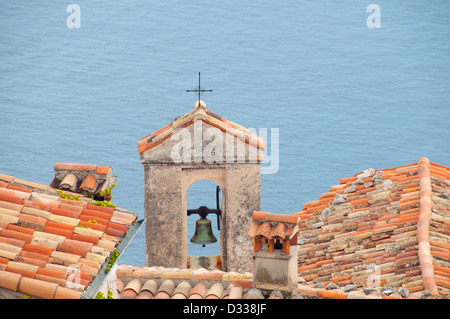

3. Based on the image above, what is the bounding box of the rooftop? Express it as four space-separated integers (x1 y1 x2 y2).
0 165 140 299
0 157 448 300
294 157 450 298
115 265 254 299
109 156 449 300
50 162 117 201
137 100 266 155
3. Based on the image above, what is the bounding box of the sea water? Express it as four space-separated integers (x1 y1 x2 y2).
0 1 449 265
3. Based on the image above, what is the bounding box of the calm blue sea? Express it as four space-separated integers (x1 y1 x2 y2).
1 1 449 266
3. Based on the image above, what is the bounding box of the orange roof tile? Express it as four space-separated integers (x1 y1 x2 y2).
115 265 255 299
0 171 139 299
137 101 265 155
54 163 97 171
59 174 78 191
249 211 299 240
79 175 98 193
294 157 450 297
95 166 112 175
50 162 116 198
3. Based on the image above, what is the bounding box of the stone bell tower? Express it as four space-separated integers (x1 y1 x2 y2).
137 100 265 273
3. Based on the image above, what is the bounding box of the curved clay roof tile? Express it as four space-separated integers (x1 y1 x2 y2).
79 175 98 193
59 174 78 191
54 163 97 171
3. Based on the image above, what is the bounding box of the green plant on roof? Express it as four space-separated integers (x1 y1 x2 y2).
99 181 117 196
76 224 92 229
90 200 116 207
95 291 105 299
105 249 120 274
95 290 114 299
57 190 81 201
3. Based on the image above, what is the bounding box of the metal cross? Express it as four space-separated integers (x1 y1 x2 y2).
186 72 213 103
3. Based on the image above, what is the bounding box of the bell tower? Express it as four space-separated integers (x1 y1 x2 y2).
137 100 265 273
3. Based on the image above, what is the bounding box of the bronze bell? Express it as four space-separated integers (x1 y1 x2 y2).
191 216 217 247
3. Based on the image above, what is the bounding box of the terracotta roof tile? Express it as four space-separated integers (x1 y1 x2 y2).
0 169 139 299
0 270 21 291
137 102 265 155
54 163 97 171
19 277 59 299
294 157 450 298
51 162 116 199
59 174 78 192
95 166 112 175
0 174 15 184
249 211 299 241
7 184 33 194
82 208 112 220
172 281 191 299
0 201 23 213
87 203 115 215
79 175 98 193
252 211 269 221
115 266 256 299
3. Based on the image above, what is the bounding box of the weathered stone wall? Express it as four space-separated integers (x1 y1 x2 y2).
140 120 261 165
253 246 298 287
144 164 186 268
222 163 261 273
142 162 260 273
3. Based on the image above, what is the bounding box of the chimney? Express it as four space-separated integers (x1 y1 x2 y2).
248 211 299 288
